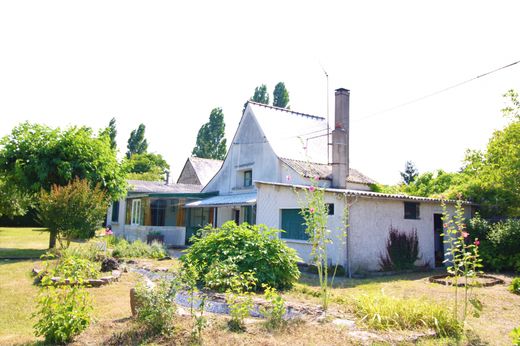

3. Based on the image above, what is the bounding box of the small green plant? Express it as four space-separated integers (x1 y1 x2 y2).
510 277 520 295
352 293 463 338
111 238 167 259
379 226 419 271
296 177 350 310
33 285 93 344
179 262 207 344
134 280 178 335
259 284 286 331
441 198 483 323
225 271 257 332
511 327 520 346
39 251 100 284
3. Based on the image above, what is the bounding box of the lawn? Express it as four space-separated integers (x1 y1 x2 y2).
0 227 49 259
1 228 519 345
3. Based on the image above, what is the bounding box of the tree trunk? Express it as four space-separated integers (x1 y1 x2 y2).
48 229 58 248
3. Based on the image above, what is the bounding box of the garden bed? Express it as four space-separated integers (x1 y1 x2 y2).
32 267 121 287
429 273 505 287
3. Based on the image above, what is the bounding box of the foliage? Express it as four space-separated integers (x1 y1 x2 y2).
0 122 126 201
251 84 270 104
403 170 461 197
111 238 167 259
442 199 483 323
37 178 109 248
467 215 520 272
0 177 31 218
511 327 520 346
379 226 419 271
297 178 348 310
59 242 105 263
124 152 170 181
192 107 227 160
39 251 101 284
259 284 286 331
225 273 257 332
400 160 418 185
126 123 148 158
179 263 207 344
352 293 463 338
134 280 177 336
181 221 300 291
99 117 117 151
509 278 520 295
272 82 290 108
33 285 93 344
204 258 257 292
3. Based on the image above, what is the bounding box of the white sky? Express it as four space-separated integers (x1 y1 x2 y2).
1 1 519 185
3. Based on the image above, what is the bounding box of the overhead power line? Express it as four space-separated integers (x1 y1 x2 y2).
354 59 520 122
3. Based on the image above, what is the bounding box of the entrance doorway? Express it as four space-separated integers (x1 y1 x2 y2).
434 214 444 267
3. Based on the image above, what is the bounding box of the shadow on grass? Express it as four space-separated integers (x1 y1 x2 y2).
0 248 47 260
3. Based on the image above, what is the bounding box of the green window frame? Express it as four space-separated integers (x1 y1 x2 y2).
281 209 309 241
111 201 120 223
244 170 252 187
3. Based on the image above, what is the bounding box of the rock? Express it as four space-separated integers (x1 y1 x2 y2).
130 288 138 316
100 277 113 283
158 256 172 261
101 257 119 272
332 319 356 328
88 279 105 287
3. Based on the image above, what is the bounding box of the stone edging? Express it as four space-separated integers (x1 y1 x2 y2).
32 268 121 287
429 274 504 287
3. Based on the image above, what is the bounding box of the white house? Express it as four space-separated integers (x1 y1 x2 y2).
187 88 473 274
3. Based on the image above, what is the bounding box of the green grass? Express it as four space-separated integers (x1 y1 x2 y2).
0 227 49 258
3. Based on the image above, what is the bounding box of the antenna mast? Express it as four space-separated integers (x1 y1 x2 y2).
323 68 330 164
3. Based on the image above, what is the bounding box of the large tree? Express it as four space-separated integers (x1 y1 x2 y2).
0 123 127 242
192 108 227 160
124 152 170 181
126 123 148 158
107 117 117 150
251 84 269 104
273 82 290 108
400 161 418 185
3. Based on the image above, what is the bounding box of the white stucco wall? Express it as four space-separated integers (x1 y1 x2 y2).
256 183 347 265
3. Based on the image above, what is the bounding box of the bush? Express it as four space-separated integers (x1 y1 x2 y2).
111 238 167 259
510 278 520 295
379 226 419 271
40 251 100 283
351 293 463 338
134 280 177 335
181 221 301 291
511 327 520 346
468 216 520 272
33 285 92 344
259 285 287 331
37 177 109 248
60 242 106 262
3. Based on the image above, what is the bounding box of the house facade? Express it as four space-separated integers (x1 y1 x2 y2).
187 88 472 274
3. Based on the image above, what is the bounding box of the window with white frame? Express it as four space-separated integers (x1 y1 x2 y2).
131 199 142 225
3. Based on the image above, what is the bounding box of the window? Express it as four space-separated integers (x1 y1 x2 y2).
150 199 166 226
281 209 309 241
111 201 120 223
242 205 256 224
404 202 420 219
327 203 334 215
131 199 142 225
244 170 252 187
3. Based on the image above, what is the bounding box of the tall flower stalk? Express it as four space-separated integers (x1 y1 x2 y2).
441 198 483 323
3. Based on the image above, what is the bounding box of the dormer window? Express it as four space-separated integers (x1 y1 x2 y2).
244 170 252 187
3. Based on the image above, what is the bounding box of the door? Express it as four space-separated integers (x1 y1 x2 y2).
434 213 444 267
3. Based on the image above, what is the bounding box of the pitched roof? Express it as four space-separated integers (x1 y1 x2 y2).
280 157 377 185
127 180 202 194
246 102 376 185
248 102 329 164
188 156 223 186
255 181 473 204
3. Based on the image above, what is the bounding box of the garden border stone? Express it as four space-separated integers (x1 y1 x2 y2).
429 273 504 287
32 267 121 287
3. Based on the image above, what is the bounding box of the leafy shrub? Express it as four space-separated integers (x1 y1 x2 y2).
112 238 167 259
352 293 463 338
60 242 106 262
379 226 419 271
182 221 300 291
510 278 520 295
37 177 109 248
259 285 287 331
33 286 92 344
468 216 520 272
134 280 177 335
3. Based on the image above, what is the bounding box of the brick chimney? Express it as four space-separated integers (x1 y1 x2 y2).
331 88 350 189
